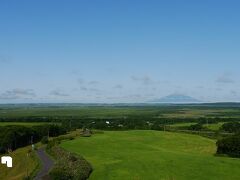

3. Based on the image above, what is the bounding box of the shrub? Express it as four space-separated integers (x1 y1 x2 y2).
41 136 49 144
221 122 240 133
22 176 31 180
49 166 72 180
151 123 165 131
188 123 204 131
49 146 92 180
46 140 59 151
216 134 240 158
69 137 75 140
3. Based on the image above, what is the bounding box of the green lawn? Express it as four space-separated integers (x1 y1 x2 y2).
61 130 240 180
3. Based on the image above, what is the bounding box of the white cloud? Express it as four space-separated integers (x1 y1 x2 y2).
113 84 123 89
49 89 69 97
216 73 234 84
131 75 155 85
0 89 36 99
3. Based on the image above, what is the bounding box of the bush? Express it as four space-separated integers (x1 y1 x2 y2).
50 167 72 180
49 146 92 180
69 137 75 140
22 176 31 180
216 134 240 158
151 122 165 131
221 122 240 133
188 123 204 131
41 136 49 144
46 140 60 151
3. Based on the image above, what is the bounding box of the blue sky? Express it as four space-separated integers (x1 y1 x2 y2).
0 0 240 103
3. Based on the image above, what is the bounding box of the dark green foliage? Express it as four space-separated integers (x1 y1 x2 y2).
198 117 218 124
151 122 165 131
0 124 66 153
22 176 31 180
46 140 59 150
49 167 72 180
0 126 34 152
41 136 49 144
221 122 240 133
188 123 205 131
49 146 92 180
216 134 240 158
69 136 75 140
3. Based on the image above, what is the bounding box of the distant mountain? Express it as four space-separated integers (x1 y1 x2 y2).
150 94 200 103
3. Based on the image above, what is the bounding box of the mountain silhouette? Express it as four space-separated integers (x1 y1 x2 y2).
151 94 200 103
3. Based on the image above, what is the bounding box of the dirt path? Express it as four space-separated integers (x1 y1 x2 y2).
34 148 54 180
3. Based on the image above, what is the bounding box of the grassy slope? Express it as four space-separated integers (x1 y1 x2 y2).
0 145 39 180
61 130 240 180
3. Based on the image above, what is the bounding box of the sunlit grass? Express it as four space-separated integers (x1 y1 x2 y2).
61 130 240 180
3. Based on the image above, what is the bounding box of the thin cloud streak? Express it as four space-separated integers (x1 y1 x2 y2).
0 89 36 100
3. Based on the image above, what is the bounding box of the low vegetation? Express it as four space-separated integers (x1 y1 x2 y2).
216 122 240 158
47 137 92 180
217 134 240 158
188 123 206 131
61 130 240 180
221 122 240 133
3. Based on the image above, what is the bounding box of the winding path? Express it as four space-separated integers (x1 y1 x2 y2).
34 148 54 180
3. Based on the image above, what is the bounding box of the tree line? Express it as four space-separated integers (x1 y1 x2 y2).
216 122 240 158
0 124 66 153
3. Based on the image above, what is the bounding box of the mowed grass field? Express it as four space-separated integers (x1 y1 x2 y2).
61 131 240 180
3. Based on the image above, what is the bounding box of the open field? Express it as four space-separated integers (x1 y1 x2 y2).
1 105 240 119
0 145 39 180
0 122 56 126
61 130 240 180
0 105 239 179
203 122 226 131
169 122 197 127
170 122 226 131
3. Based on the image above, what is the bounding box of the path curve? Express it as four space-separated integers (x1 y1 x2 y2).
34 148 54 180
